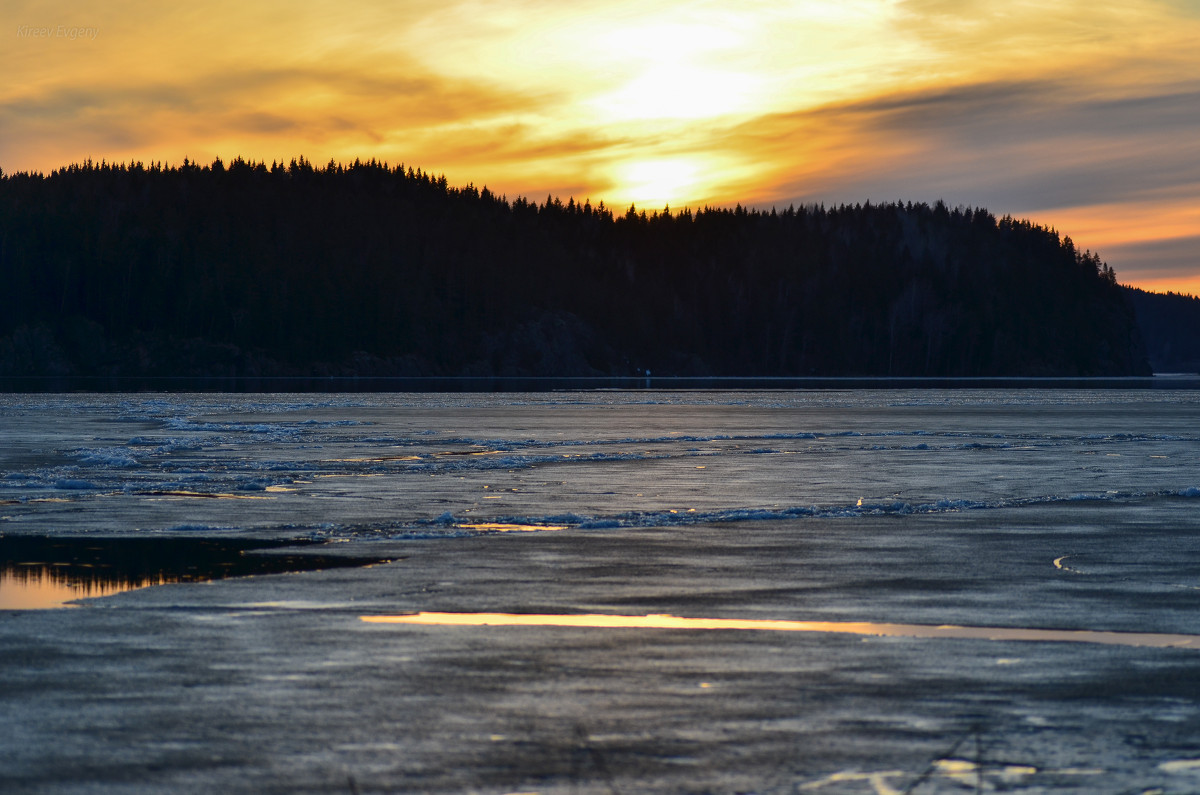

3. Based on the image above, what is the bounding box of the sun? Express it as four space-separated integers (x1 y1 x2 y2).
614 158 702 209
592 67 757 122
585 21 760 122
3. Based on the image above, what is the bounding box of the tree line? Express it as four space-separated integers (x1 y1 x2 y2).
0 157 1150 378
1124 288 1200 374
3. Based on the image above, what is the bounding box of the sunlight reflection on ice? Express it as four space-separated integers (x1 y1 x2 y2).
454 523 568 533
136 490 275 500
1160 759 1200 773
360 612 1200 648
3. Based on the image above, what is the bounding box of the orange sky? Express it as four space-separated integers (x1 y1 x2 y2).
3 0 1198 294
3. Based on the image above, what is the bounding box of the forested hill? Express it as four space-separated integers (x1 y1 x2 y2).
1124 288 1200 374
0 158 1150 378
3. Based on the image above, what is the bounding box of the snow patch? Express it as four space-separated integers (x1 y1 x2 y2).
75 447 141 468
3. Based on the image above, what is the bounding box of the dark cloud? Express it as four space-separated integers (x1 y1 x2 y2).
1103 234 1200 282
419 122 645 168
0 63 554 123
0 84 198 119
1167 0 1200 16
737 78 1200 214
230 112 299 135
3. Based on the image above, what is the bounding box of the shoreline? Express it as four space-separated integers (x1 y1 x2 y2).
3 373 1200 393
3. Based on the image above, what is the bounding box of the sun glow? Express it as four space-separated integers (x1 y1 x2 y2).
592 68 760 122
585 21 762 122
614 158 703 208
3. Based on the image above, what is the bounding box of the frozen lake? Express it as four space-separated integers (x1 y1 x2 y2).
3 389 1200 792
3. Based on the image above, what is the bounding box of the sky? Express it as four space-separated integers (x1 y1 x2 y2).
3 0 1198 294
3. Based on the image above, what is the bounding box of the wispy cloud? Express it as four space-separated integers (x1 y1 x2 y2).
0 61 559 169
740 78 1200 210
1106 235 1200 290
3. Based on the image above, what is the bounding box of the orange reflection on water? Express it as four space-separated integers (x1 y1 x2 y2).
0 567 167 609
2 535 396 610
361 612 1200 649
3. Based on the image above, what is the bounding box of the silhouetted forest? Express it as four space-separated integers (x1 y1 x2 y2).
0 157 1150 378
1125 288 1200 374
